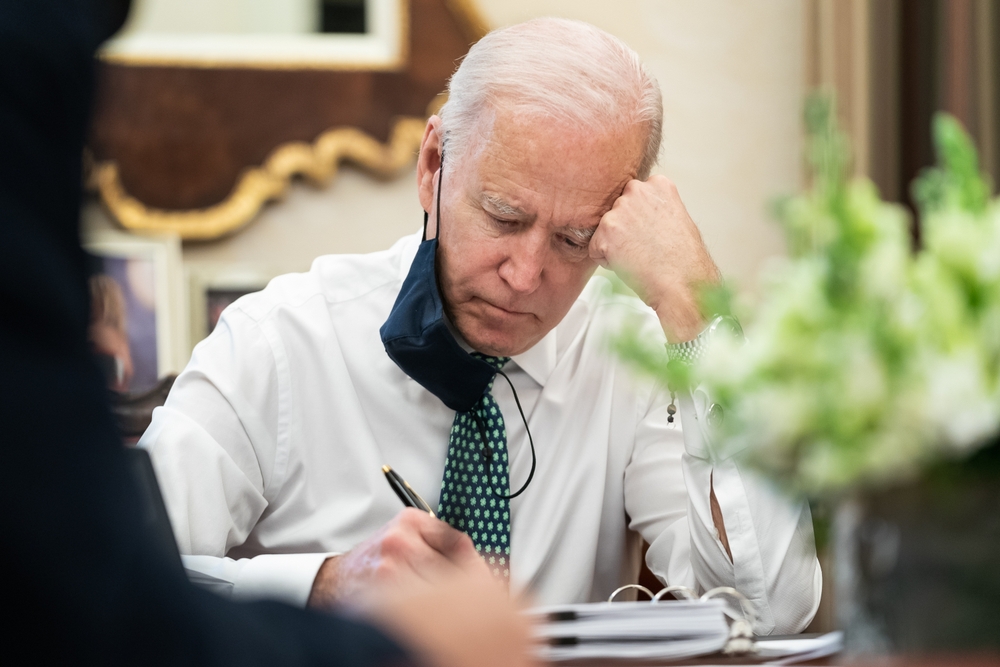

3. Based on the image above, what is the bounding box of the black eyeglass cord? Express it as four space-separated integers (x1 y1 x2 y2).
472 369 537 500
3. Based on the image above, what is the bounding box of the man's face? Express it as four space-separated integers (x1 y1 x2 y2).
434 109 645 356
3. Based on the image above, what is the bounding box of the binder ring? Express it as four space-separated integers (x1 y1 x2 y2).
700 586 757 629
607 584 654 602
652 585 697 602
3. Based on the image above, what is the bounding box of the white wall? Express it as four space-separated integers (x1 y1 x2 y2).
180 166 425 275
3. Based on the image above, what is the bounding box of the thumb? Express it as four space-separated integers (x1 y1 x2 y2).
589 233 610 269
422 517 491 573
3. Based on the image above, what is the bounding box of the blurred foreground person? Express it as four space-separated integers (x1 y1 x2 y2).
0 2 534 666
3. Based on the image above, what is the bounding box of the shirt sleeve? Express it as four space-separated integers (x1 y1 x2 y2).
139 308 330 607
182 554 336 607
624 383 822 635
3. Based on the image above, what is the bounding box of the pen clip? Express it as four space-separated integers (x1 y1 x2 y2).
403 479 436 517
382 465 436 517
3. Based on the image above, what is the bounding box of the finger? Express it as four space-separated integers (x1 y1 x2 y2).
392 508 485 575
589 220 611 267
589 243 609 269
425 522 473 557
420 516 490 571
383 520 461 584
404 517 488 578
404 506 463 553
446 534 493 575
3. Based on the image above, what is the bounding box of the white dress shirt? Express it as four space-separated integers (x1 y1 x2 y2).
139 232 821 634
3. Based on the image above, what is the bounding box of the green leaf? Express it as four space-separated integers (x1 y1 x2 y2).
912 112 992 216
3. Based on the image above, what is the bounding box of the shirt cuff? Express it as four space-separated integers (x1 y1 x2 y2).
182 552 337 608
233 552 336 607
679 386 751 462
678 388 712 461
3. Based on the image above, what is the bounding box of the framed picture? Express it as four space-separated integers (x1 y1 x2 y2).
100 0 407 70
84 230 187 394
187 265 277 351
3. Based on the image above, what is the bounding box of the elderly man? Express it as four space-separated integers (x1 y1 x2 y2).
141 18 821 634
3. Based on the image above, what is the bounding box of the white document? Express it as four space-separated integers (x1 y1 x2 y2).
528 599 731 662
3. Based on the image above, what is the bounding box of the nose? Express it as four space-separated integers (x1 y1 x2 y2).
497 229 547 294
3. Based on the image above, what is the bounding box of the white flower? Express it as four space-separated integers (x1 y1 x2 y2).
926 349 1000 451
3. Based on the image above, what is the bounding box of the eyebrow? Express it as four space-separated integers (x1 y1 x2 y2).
564 226 596 245
482 194 528 218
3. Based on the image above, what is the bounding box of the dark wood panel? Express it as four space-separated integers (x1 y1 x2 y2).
87 0 476 210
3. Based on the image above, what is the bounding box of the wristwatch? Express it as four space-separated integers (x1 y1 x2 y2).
665 314 743 365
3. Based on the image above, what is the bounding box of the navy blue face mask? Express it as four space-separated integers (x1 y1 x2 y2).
379 156 536 498
378 158 498 413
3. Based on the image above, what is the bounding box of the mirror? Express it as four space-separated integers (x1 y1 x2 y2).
101 0 406 69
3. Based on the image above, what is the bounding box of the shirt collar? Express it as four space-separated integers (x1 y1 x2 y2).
444 318 557 389
510 329 557 387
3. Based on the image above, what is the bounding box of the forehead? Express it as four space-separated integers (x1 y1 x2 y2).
458 108 645 223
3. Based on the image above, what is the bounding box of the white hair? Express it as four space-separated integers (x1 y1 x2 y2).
438 17 663 178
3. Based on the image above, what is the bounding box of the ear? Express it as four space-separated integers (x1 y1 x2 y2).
416 115 443 215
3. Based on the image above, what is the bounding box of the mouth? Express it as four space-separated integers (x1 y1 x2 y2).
476 297 531 318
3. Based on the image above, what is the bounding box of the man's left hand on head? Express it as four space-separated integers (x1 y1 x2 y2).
589 174 720 343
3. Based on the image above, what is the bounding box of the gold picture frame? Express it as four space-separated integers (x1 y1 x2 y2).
100 0 410 71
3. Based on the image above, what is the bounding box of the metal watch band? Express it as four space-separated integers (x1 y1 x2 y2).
665 315 743 365
665 334 707 365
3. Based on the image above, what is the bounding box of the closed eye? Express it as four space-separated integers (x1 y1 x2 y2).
489 215 520 230
559 234 585 249
561 227 595 249
555 231 593 261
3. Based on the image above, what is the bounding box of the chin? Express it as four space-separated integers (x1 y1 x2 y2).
460 322 541 357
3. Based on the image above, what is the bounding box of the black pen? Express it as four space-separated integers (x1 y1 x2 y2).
382 465 436 516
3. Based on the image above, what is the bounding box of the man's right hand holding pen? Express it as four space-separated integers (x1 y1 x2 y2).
307 468 536 667
308 507 488 605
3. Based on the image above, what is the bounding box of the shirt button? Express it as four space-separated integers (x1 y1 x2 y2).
707 403 724 427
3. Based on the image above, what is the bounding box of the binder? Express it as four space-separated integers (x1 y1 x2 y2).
528 584 842 663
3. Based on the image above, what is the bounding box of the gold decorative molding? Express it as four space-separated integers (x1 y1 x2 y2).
92 117 427 240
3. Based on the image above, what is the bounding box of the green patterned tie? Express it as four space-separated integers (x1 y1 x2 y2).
437 353 512 580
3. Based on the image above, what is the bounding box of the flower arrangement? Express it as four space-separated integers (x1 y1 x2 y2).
618 96 1000 497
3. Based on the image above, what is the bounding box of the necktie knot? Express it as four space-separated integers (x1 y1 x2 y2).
472 352 510 372
471 353 509 394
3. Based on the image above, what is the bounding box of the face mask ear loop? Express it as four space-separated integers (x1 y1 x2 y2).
473 370 537 500
422 152 444 241
435 152 444 238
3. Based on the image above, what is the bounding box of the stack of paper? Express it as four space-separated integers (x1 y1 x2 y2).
529 599 731 662
755 631 844 664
